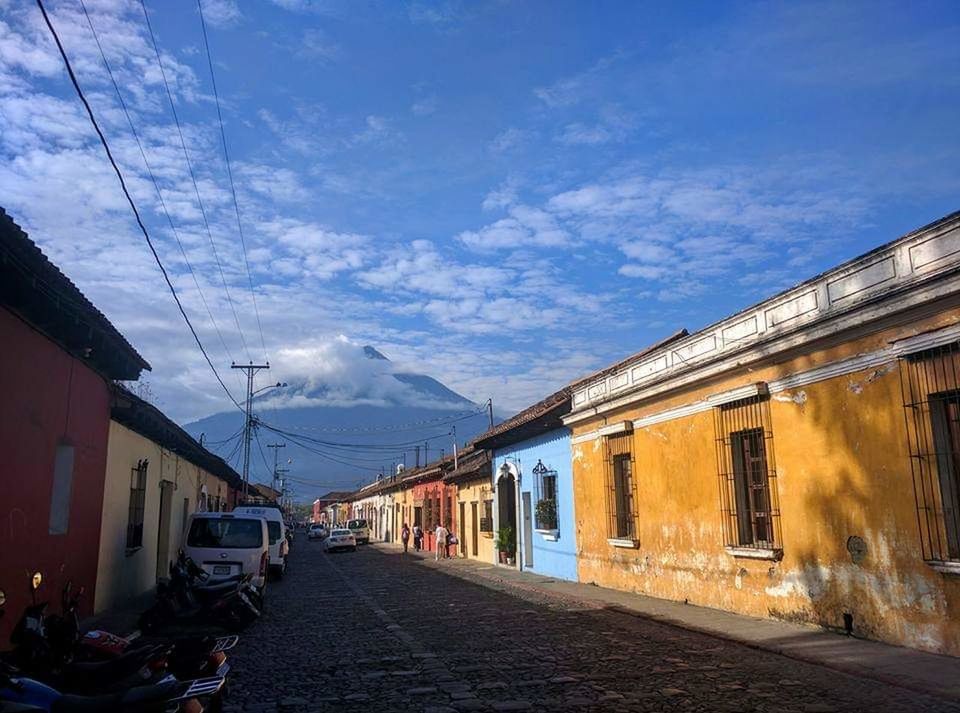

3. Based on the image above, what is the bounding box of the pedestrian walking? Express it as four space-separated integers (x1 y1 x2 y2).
434 522 449 560
413 524 423 551
401 522 410 553
447 529 458 557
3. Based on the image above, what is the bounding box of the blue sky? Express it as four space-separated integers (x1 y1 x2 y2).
0 0 958 423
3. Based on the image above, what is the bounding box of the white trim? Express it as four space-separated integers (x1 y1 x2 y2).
598 420 633 437
726 546 783 561
634 402 708 429
535 528 559 541
928 560 960 576
705 382 768 406
571 431 599 445
608 538 639 549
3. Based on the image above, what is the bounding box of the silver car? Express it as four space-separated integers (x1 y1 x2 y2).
323 528 357 553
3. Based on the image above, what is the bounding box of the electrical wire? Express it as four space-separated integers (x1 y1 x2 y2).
138 0 251 361
79 0 236 374
273 406 487 434
36 0 244 413
197 0 268 365
257 420 452 451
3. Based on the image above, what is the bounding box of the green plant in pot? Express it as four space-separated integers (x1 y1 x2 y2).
535 498 557 530
494 526 516 564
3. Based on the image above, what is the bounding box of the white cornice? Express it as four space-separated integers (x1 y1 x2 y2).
566 213 960 422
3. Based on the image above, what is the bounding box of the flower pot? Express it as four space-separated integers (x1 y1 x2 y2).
506 556 515 566
498 551 509 564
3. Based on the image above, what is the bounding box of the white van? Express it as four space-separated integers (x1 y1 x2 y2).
232 506 290 578
182 511 269 592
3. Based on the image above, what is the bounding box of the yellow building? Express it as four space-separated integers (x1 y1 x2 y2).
565 211 960 656
95 387 242 613
445 447 495 563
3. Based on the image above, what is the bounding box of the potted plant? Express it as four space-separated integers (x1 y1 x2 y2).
494 526 516 565
535 498 557 531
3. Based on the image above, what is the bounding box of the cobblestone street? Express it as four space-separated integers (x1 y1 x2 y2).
225 539 960 713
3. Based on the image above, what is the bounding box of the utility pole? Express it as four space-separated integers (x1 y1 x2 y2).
487 398 494 429
414 445 420 468
231 361 270 501
267 442 286 493
452 425 458 470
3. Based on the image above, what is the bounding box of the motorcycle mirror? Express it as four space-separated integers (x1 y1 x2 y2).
31 572 42 591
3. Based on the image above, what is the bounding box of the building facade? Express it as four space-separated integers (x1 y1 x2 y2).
444 447 493 561
0 209 149 637
95 387 242 613
565 211 960 656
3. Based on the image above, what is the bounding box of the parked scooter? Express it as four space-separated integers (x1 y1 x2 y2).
49 582 234 681
0 586 226 712
139 554 260 634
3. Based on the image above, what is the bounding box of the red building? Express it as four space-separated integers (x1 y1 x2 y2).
402 457 457 553
0 209 149 640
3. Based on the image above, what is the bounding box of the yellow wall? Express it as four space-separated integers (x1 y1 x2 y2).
95 421 232 613
572 310 960 655
454 479 496 564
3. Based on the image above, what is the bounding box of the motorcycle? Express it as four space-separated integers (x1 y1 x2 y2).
139 554 260 634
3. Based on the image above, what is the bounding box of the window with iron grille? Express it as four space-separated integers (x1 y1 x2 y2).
900 342 960 563
532 460 559 530
603 433 637 540
714 396 781 551
126 459 148 549
480 499 493 532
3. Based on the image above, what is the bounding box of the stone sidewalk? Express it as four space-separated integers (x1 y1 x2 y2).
373 541 960 702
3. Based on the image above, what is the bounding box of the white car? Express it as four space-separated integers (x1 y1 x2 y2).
307 523 328 540
323 528 357 553
232 506 290 578
346 518 370 545
183 512 270 592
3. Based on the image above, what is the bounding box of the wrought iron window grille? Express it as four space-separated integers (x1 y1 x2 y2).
126 458 148 550
900 342 960 563
603 433 638 540
714 396 782 551
532 459 559 531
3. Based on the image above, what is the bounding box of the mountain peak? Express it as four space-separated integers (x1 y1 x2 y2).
363 345 389 360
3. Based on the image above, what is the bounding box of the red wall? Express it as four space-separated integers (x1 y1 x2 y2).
0 309 111 643
409 479 457 552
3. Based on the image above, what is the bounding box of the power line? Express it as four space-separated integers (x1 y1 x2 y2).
197 0 268 365
257 420 451 451
271 406 487 434
138 0 251 361
79 0 236 374
36 0 244 413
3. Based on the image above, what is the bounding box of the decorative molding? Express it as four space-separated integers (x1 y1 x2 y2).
567 214 960 420
598 421 633 438
705 382 768 407
608 538 639 549
571 431 599 445
726 546 783 561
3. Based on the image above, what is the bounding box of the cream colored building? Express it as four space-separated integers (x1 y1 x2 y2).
94 387 242 613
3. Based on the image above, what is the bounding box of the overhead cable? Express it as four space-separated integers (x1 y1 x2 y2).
36 0 244 413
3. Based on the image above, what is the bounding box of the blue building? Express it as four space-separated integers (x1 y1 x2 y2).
475 390 578 582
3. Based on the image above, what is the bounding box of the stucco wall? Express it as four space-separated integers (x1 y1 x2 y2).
571 309 960 655
95 421 232 613
0 308 111 639
494 429 578 581
454 479 496 564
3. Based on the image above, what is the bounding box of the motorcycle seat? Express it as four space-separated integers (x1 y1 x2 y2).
51 680 180 712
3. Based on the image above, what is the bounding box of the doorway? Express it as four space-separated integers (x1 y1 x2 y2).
459 502 466 556
497 470 517 565
522 491 534 569
470 501 478 557
155 481 174 581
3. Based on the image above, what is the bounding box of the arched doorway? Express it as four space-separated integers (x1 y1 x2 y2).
496 463 517 566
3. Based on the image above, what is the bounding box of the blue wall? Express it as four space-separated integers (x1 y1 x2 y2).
493 428 577 582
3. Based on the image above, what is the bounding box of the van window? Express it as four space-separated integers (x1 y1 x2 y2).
267 521 282 544
348 519 367 529
188 518 263 548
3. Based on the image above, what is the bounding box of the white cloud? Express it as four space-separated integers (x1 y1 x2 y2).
488 127 530 153
411 96 437 116
201 0 243 28
297 28 339 61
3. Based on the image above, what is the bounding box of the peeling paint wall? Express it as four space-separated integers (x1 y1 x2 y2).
571 310 960 656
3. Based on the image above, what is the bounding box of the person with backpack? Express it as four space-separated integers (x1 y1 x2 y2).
401 522 411 553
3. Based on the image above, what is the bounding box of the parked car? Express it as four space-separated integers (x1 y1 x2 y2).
323 529 357 553
346 518 370 545
232 505 290 578
182 512 270 593
307 523 328 540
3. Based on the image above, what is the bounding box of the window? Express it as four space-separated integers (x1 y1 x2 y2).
49 442 75 535
604 433 637 540
900 343 960 563
532 460 559 531
480 500 493 532
715 395 780 551
187 517 263 548
126 459 148 549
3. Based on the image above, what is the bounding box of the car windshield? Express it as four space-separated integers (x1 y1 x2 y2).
331 529 352 536
267 521 282 544
347 519 366 529
310 525 323 530
187 518 262 548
